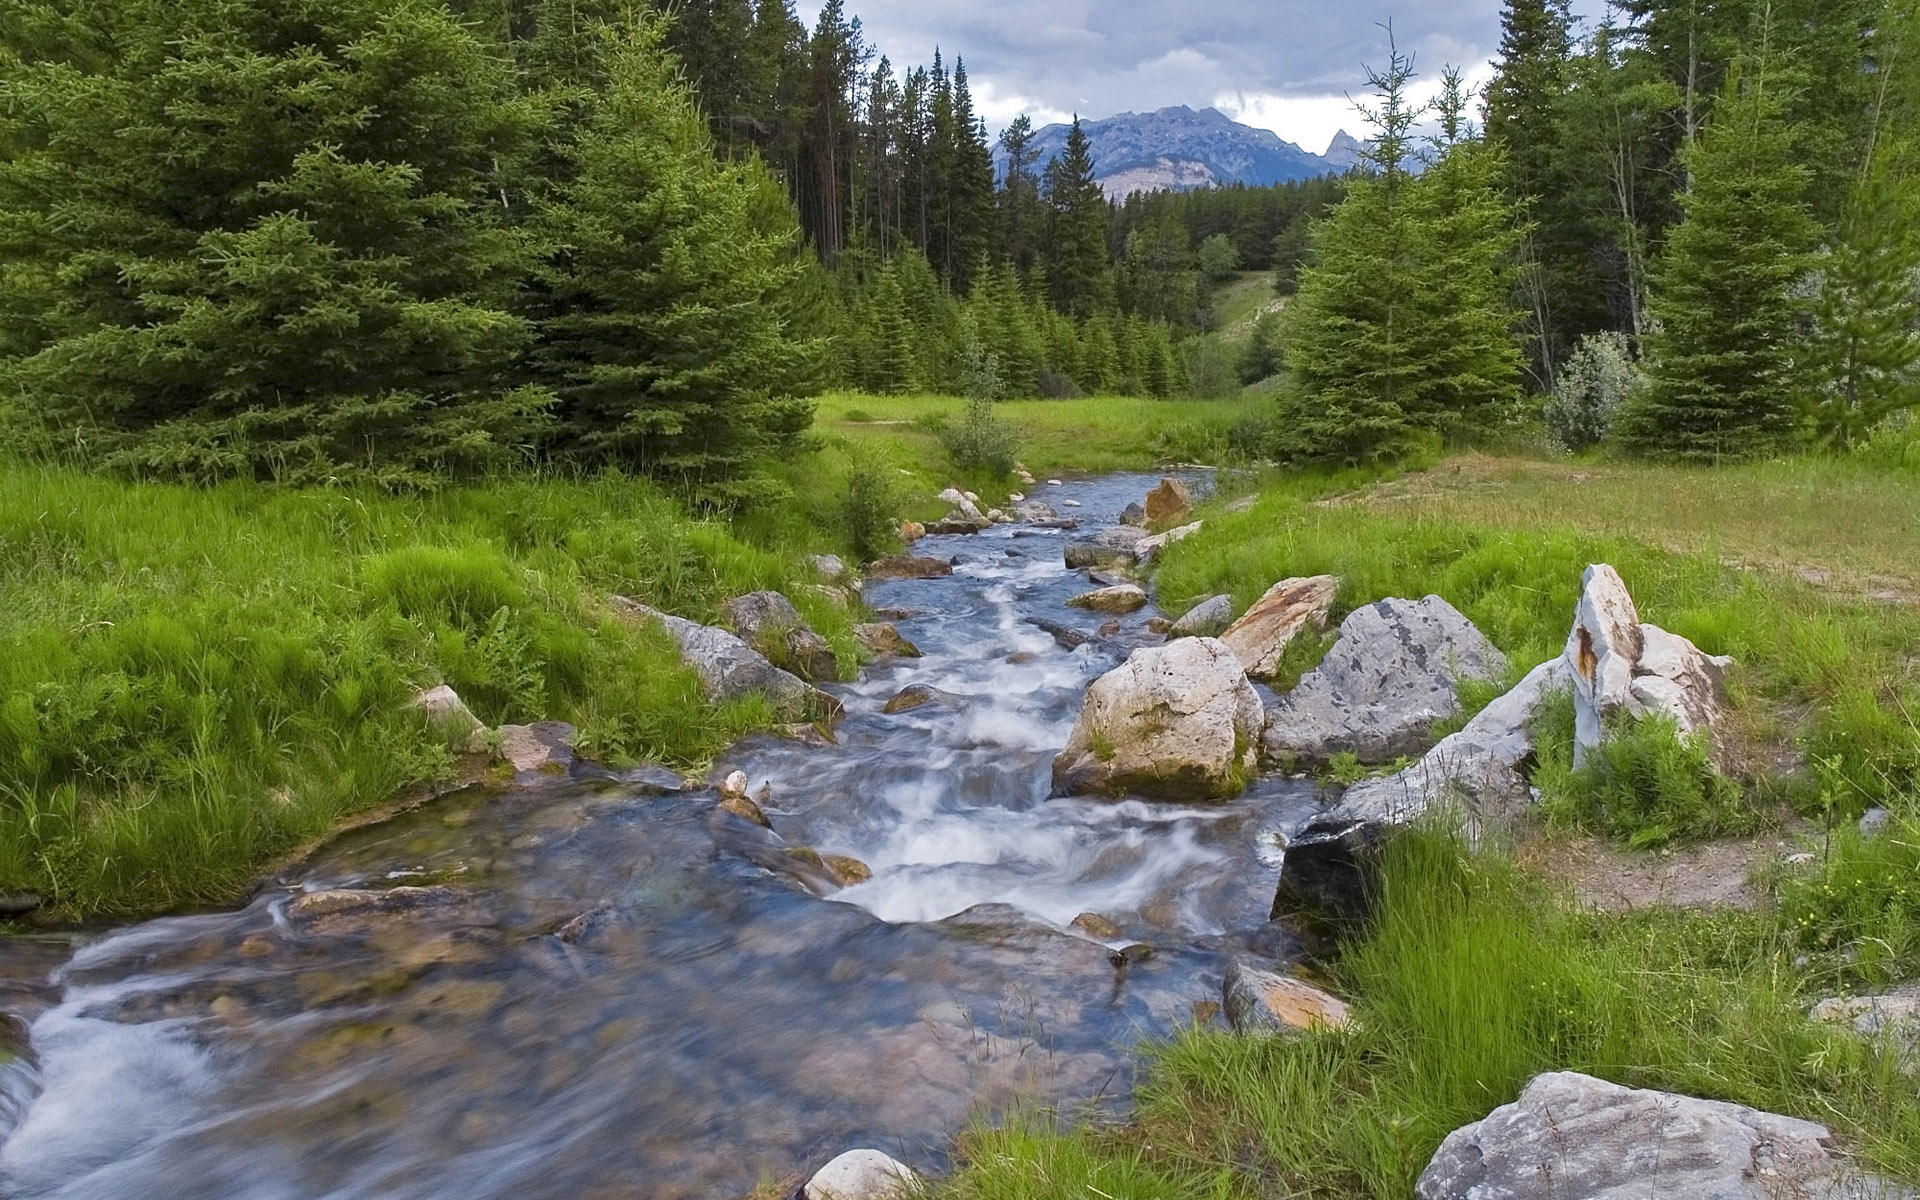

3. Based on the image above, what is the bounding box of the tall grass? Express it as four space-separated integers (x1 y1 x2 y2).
0 464 855 916
941 830 1920 1198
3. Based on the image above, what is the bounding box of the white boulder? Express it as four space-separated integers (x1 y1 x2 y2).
804 1149 919 1200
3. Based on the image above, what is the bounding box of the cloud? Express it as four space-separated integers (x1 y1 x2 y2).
818 1 1507 147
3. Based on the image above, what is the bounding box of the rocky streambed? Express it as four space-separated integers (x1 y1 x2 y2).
0 472 1323 1200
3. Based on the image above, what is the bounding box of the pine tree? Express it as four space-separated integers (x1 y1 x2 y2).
1621 35 1821 460
1805 5 1920 447
1404 68 1526 439
997 113 1044 273
526 16 818 498
1042 118 1112 318
866 265 918 393
1275 38 1427 463
0 0 547 485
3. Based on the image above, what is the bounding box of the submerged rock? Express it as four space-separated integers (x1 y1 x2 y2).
287 885 462 923
881 683 953 714
1262 596 1507 767
1052 637 1262 802
717 770 772 828
1222 961 1351 1035
498 721 577 773
1417 1071 1880 1200
1066 584 1150 614
1070 912 1124 940
1144 476 1194 529
854 622 922 659
867 554 952 580
1064 525 1148 569
821 854 873 887
804 1148 919 1200
1220 575 1339 679
1169 594 1234 639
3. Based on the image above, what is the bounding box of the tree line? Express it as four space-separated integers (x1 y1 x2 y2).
1278 0 1920 464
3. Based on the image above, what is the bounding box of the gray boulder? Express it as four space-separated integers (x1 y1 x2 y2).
498 720 577 773
1276 656 1570 924
1064 525 1148 570
1567 564 1733 769
804 1148 920 1200
1136 520 1203 563
1417 1071 1892 1200
1812 983 1920 1072
1120 501 1147 526
1262 595 1508 767
721 590 838 682
1169 594 1233 639
614 597 830 723
1052 637 1262 802
867 554 952 580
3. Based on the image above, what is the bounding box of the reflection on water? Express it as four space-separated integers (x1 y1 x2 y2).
0 473 1320 1199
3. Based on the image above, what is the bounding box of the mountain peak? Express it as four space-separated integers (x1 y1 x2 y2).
998 107 1346 199
1323 129 1365 170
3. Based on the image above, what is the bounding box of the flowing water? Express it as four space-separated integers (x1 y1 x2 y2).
0 472 1319 1200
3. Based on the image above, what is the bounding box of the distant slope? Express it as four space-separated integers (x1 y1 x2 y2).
998 105 1355 199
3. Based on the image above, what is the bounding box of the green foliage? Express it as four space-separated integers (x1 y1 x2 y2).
836 446 902 563
0 0 547 486
1181 336 1240 400
1545 331 1641 451
1042 119 1113 319
1279 56 1523 462
1622 43 1822 461
0 462 851 916
941 396 1018 476
1195 233 1241 282
526 16 820 503
1778 808 1920 987
1534 698 1756 849
1237 310 1286 385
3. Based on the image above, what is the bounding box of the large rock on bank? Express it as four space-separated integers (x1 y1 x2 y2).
1052 638 1262 802
1169 594 1233 639
803 1148 920 1200
1567 564 1732 768
614 597 833 724
1417 1071 1886 1200
1262 596 1507 767
1144 476 1194 529
721 590 838 682
1220 575 1339 679
1276 656 1571 923
1222 961 1351 1035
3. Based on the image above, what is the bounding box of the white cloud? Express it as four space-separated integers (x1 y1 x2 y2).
1217 59 1501 153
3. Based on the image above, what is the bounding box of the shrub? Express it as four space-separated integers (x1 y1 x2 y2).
1035 368 1083 399
1238 310 1285 384
1196 233 1242 281
841 408 876 423
1545 331 1641 452
958 337 1006 402
1534 694 1755 849
838 448 901 563
941 396 1019 476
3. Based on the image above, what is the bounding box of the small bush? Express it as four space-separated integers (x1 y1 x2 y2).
841 408 876 423
1196 233 1241 281
838 448 901 563
1545 331 1641 452
1777 808 1920 987
1238 310 1285 384
941 396 1019 476
1035 368 1083 399
1534 695 1755 849
958 337 1006 403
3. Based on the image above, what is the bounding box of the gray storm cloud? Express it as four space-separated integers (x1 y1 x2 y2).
816 1 1506 148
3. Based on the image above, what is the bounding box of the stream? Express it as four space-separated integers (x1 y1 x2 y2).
0 472 1320 1200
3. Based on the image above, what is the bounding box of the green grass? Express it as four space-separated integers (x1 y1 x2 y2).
811 392 1274 479
1156 456 1920 813
939 828 1920 1199
0 462 857 917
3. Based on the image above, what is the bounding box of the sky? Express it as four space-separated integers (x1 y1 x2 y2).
810 1 1507 154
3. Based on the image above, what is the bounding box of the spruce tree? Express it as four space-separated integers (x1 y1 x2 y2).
1043 119 1112 318
1275 39 1426 463
1404 69 1526 439
526 16 818 498
866 266 918 394
1621 39 1820 460
1806 7 1920 447
0 0 546 485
